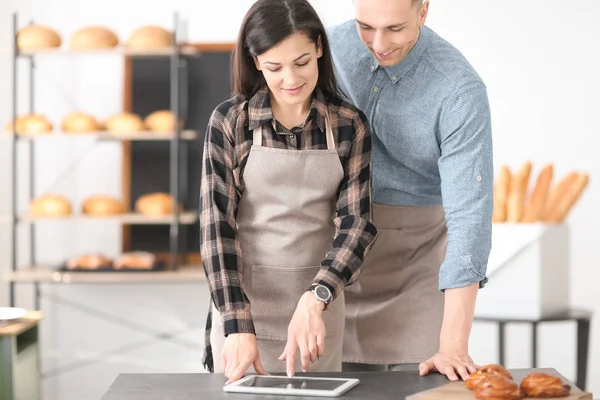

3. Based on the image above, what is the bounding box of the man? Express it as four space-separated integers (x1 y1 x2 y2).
327 0 493 381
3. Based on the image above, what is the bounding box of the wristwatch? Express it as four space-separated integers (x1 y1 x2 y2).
309 284 332 310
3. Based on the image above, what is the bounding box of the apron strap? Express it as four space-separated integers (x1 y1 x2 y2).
325 112 335 151
253 125 263 147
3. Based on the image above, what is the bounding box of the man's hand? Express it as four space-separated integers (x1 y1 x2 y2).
280 291 326 377
419 350 479 381
222 332 266 384
420 283 480 381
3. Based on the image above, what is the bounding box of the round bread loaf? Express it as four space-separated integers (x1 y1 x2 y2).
82 195 124 216
66 253 111 270
29 194 72 217
61 112 101 133
144 110 181 133
5 114 53 135
17 24 61 51
104 113 144 133
113 251 155 270
135 192 181 216
127 26 172 50
70 26 119 50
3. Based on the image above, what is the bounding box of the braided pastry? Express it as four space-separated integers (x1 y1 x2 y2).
473 375 525 400
520 372 570 397
466 364 513 390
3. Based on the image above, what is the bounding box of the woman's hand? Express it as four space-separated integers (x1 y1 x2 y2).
222 333 267 384
280 291 326 377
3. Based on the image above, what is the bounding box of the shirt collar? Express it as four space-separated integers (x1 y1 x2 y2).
370 25 432 84
248 86 327 132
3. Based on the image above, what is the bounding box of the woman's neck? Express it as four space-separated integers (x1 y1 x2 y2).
270 93 312 130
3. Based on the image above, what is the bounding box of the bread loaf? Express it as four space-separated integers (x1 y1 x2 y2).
70 26 119 50
127 26 172 50
82 195 124 216
542 172 579 222
135 192 181 216
61 112 101 133
5 114 53 135
492 166 511 223
144 110 180 133
104 113 145 133
113 251 155 270
17 24 61 50
506 161 532 223
522 164 553 223
544 172 589 223
29 194 72 217
494 163 589 224
66 253 111 270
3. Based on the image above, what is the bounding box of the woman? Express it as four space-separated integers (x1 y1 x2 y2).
200 0 378 384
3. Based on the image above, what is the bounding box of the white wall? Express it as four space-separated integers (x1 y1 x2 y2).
0 1 598 399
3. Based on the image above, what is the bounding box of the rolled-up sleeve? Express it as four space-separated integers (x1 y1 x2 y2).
437 80 493 291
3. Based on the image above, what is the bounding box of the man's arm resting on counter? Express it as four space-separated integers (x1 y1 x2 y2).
418 79 493 380
437 78 493 349
440 283 479 354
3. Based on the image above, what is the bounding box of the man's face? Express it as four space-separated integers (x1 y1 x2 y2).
354 0 429 67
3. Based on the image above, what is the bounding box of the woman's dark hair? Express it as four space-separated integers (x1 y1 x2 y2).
231 0 342 101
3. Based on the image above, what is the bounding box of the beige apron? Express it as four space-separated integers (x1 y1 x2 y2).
343 203 447 365
210 115 346 374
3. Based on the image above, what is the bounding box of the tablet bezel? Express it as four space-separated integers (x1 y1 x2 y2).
223 375 360 397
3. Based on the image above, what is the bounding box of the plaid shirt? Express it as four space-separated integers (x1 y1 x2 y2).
200 86 378 372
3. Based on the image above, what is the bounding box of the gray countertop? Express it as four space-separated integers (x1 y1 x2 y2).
100 368 580 400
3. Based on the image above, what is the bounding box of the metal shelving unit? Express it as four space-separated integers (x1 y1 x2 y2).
6 12 202 307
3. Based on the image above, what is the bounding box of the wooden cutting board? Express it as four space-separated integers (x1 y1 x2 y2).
406 369 593 400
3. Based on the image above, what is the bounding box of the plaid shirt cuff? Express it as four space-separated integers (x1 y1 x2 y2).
311 270 345 303
222 308 255 336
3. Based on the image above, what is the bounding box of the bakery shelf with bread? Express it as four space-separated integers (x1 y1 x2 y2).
3 110 197 140
15 211 198 225
16 23 198 57
493 162 590 224
9 192 198 224
7 11 197 310
58 251 164 272
4 265 205 284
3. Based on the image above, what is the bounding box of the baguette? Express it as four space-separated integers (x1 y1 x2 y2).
542 172 579 221
506 161 532 223
522 164 553 223
492 166 512 222
545 173 589 222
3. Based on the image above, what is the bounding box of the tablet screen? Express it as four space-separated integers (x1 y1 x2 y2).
237 376 346 391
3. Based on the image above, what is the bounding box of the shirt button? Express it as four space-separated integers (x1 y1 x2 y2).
392 76 397 81
373 87 380 93
289 134 295 138
370 65 376 71
476 175 482 182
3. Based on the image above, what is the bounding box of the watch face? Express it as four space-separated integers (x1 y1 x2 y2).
315 285 330 301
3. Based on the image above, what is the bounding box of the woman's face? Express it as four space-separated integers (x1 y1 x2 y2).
254 32 322 108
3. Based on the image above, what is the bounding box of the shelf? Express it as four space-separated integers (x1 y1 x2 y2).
9 212 198 225
5 265 206 284
17 45 199 58
0 130 197 141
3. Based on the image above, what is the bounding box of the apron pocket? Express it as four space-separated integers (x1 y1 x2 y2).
248 265 344 341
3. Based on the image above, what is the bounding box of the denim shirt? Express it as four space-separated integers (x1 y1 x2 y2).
327 21 493 291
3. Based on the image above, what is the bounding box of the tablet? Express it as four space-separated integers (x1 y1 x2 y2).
223 375 360 397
